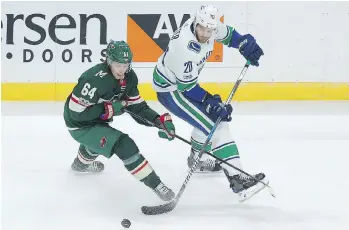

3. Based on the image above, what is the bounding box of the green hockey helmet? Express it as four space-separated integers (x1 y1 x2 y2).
106 40 133 64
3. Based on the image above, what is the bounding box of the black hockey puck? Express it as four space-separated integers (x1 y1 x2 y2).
121 219 131 228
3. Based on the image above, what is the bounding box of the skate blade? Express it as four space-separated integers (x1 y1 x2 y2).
69 168 104 175
188 168 223 174
193 170 223 174
237 177 269 203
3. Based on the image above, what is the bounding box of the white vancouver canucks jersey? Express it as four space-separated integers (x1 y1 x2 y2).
152 17 236 93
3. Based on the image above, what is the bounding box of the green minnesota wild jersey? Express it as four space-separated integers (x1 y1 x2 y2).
64 63 159 129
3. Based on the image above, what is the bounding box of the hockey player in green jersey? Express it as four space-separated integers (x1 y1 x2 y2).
63 40 176 201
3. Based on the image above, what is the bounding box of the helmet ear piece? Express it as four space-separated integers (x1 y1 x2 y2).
106 57 112 66
126 62 132 73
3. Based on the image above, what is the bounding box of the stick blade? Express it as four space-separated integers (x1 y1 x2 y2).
268 187 276 198
141 201 176 215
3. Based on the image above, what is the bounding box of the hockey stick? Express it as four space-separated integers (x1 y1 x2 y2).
123 109 273 193
137 61 270 215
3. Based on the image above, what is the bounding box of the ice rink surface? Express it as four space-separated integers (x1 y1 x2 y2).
2 101 349 230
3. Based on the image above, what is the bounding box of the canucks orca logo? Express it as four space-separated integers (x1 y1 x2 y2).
187 40 201 53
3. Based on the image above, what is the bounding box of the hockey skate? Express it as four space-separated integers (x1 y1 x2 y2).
152 182 175 201
187 150 222 173
224 170 269 203
71 157 105 173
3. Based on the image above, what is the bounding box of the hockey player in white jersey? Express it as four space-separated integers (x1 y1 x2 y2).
152 4 267 199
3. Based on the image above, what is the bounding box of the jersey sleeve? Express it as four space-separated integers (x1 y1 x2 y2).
214 22 242 49
126 71 159 126
68 75 105 122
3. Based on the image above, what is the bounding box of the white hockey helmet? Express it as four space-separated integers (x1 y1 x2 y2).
194 4 220 30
